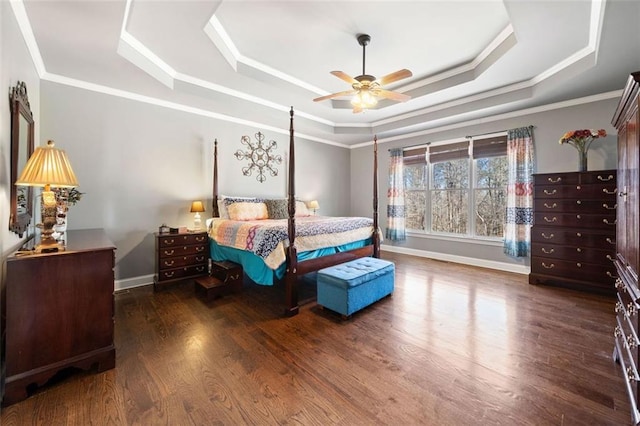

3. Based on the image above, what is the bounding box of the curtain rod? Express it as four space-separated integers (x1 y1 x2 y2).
465 125 534 139
388 125 535 151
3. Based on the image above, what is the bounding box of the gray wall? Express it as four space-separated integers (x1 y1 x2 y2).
40 82 350 283
1 2 41 258
350 97 620 269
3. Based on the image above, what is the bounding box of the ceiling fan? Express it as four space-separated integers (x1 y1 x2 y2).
313 33 413 113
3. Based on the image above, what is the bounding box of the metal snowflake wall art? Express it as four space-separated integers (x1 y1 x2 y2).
234 132 282 183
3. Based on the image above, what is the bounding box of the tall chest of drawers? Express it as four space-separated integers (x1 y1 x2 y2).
529 170 617 294
154 231 209 289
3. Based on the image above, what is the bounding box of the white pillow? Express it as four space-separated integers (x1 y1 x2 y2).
295 200 311 217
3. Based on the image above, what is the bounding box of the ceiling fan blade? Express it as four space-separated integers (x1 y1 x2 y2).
313 89 357 102
377 69 413 86
376 89 411 102
330 70 358 85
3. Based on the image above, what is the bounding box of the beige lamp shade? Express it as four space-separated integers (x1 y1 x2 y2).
15 140 78 188
307 200 319 210
190 200 205 213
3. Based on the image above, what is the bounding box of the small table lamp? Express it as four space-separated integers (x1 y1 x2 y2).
190 200 205 231
308 200 319 215
15 140 79 253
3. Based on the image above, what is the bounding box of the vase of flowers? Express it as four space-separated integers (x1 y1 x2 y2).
559 129 607 172
52 187 84 238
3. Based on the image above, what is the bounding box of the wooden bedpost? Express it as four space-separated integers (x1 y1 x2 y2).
212 139 219 218
373 135 380 258
285 106 299 316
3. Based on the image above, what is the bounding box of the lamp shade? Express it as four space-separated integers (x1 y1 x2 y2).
15 140 78 188
190 200 205 213
308 200 319 210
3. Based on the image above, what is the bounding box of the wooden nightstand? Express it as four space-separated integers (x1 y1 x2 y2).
154 231 209 289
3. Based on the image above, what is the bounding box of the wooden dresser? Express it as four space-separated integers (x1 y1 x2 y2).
529 170 617 294
154 231 209 289
2 229 116 406
612 71 640 425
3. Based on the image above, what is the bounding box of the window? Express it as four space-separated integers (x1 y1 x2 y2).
403 134 508 239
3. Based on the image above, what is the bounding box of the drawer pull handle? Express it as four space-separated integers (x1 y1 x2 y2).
598 174 614 182
576 215 581 220
164 271 175 278
628 302 637 317
541 248 554 254
576 200 582 205
603 219 616 225
547 177 562 183
541 262 554 269
196 247 205 252
628 334 638 349
544 203 557 209
607 254 614 262
615 278 626 291
576 248 582 253
541 233 554 239
606 238 615 245
196 236 206 242
603 203 617 210
603 188 617 195
164 260 175 267
607 271 616 278
196 256 205 262
544 217 557 223
627 366 638 383
164 249 175 256
543 189 557 195
196 266 206 272
577 263 582 268
615 325 623 338
576 232 582 237
163 239 175 245
616 301 624 313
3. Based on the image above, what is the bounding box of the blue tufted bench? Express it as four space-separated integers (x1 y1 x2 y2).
317 257 395 318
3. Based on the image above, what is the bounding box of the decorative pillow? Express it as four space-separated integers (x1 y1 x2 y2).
264 199 288 219
295 200 311 217
227 201 268 221
217 199 229 219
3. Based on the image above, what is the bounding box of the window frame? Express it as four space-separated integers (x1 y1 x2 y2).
402 132 508 241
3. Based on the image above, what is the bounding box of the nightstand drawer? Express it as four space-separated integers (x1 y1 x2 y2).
159 244 207 258
159 253 207 270
158 233 208 247
157 264 208 282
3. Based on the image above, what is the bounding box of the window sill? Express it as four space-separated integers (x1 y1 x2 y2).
404 231 503 247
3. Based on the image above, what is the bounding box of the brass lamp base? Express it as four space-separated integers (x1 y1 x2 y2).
34 235 64 253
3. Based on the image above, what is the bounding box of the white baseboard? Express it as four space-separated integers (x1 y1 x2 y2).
381 244 530 275
115 274 154 291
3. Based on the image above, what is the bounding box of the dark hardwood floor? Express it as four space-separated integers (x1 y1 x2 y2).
0 252 631 425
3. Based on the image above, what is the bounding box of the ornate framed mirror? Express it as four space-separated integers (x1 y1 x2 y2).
9 81 35 237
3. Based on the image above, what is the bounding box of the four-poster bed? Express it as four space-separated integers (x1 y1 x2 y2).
208 107 380 316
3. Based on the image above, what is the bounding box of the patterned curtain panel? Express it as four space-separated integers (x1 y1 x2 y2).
504 127 535 257
386 148 406 241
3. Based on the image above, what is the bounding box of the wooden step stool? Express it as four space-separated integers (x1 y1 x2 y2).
194 260 243 301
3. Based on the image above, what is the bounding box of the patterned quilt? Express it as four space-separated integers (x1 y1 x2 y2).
208 216 374 270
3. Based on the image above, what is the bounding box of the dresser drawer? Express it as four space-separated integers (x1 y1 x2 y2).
534 212 617 229
530 256 617 283
531 226 615 247
159 244 207 258
531 242 615 264
158 253 208 270
534 183 617 199
158 233 208 248
534 199 617 214
534 173 579 185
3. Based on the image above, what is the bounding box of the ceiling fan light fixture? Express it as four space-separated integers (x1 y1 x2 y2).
351 90 378 109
